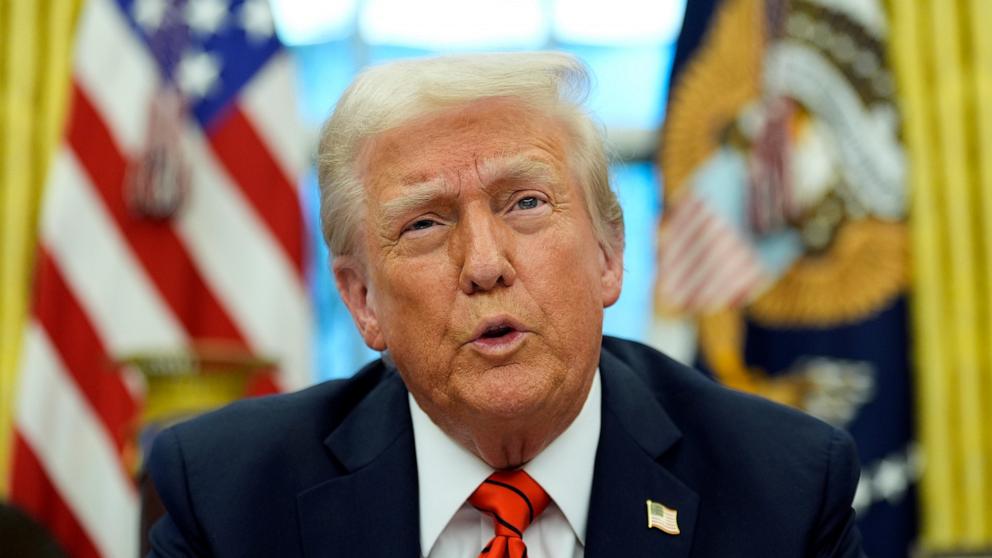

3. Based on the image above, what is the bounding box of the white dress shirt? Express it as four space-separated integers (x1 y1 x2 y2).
410 370 602 558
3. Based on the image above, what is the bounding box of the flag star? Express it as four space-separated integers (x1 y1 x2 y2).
185 0 228 36
872 457 908 503
133 0 169 31
238 0 274 42
176 50 222 99
851 474 871 513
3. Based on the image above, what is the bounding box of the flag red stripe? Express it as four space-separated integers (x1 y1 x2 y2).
718 247 761 293
207 106 306 277
671 234 741 308
67 82 247 347
246 372 280 397
662 223 732 304
683 244 753 309
32 249 137 452
658 197 706 270
661 216 722 289
10 432 102 558
694 257 760 310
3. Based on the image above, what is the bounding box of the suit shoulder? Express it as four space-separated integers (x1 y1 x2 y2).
601 336 861 550
146 359 407 553
602 335 845 459
153 359 392 472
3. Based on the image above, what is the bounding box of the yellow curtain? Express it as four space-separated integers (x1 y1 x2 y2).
890 0 992 550
0 0 82 498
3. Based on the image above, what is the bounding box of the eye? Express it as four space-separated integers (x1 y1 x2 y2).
514 196 544 211
406 218 437 232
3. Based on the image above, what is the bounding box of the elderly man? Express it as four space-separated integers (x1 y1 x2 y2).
147 52 864 557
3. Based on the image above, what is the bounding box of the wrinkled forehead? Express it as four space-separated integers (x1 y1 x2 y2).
355 97 573 187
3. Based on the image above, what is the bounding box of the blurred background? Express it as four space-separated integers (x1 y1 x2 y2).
0 0 989 556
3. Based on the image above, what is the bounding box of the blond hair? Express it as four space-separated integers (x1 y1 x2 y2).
317 51 623 257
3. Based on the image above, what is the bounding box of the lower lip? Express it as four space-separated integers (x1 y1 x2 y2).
471 330 526 355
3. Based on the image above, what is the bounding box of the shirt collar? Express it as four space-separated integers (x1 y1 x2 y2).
410 369 602 555
525 370 600 545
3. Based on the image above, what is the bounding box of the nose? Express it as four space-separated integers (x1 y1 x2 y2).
457 209 516 294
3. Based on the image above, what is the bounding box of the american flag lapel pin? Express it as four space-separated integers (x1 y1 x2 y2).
646 499 680 535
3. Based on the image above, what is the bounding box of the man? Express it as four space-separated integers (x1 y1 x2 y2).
147 52 864 557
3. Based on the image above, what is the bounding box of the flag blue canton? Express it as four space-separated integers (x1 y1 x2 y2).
115 0 281 128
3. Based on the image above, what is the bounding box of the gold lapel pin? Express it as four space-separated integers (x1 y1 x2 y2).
646 499 680 535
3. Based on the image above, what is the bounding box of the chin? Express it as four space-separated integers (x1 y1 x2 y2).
468 393 545 421
458 364 559 420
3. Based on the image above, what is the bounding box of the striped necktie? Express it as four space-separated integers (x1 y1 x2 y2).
468 470 550 558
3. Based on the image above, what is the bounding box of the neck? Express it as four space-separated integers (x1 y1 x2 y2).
426 374 594 469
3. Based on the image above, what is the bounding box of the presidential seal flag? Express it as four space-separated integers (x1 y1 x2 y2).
8 1 312 556
654 0 916 556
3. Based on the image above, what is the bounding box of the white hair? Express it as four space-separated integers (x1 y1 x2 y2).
317 51 623 258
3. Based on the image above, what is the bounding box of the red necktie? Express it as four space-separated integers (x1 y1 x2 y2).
468 470 550 558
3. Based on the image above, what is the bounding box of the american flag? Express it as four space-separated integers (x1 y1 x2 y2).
646 499 680 535
656 192 765 313
9 0 312 556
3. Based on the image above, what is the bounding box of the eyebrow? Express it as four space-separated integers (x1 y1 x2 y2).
378 155 558 227
377 177 441 226
476 154 557 187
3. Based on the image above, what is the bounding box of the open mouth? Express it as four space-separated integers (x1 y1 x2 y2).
480 324 516 339
470 317 527 352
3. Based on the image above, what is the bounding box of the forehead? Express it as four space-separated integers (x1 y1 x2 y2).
357 98 571 187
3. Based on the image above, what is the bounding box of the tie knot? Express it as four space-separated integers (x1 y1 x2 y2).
469 470 550 539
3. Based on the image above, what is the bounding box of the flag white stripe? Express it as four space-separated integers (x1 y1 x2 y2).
668 233 743 306
659 218 708 274
704 257 764 310
74 0 158 156
666 230 728 302
178 127 312 390
17 1 314 555
693 247 762 309
660 199 723 274
72 0 312 389
660 196 762 309
658 198 708 269
659 214 728 301
659 213 723 280
240 53 312 183
685 238 757 306
41 148 187 354
16 324 140 558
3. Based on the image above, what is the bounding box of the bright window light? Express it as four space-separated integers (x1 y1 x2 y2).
270 0 358 45
553 0 685 45
359 0 547 51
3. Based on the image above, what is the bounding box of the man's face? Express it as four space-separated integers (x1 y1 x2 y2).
335 98 622 455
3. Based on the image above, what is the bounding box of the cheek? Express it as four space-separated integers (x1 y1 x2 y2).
518 233 605 327
529 225 602 287
374 257 458 335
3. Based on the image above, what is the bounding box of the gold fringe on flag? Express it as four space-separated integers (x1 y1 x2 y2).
0 0 82 497
889 0 992 549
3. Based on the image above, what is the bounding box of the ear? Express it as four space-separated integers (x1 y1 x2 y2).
332 255 387 351
599 239 624 308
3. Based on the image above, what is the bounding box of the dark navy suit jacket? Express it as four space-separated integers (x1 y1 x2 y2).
147 336 864 557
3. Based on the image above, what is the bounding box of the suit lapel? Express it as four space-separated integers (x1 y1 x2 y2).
296 370 421 558
584 348 699 558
